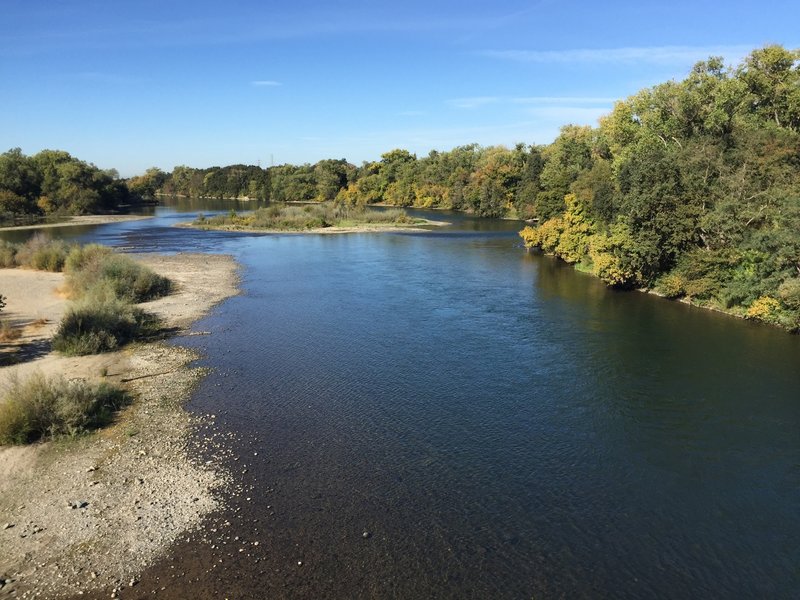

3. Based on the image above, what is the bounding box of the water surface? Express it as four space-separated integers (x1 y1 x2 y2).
4 202 798 598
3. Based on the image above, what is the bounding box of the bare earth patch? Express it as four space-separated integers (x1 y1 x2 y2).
0 253 239 598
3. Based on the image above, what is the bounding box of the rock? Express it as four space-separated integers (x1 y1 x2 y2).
3 523 14 530
362 531 371 539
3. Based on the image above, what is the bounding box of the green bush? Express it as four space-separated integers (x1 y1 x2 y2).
655 272 686 299
0 372 129 445
0 241 17 268
65 246 171 303
14 234 72 271
778 278 800 311
64 243 113 273
52 299 161 356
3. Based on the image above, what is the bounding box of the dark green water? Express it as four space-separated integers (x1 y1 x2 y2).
4 203 799 598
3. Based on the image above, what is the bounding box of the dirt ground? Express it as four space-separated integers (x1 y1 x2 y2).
0 253 239 598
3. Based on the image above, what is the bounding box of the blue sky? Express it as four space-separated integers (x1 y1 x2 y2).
1 0 797 176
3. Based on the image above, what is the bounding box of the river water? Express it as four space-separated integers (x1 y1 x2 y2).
4 201 799 599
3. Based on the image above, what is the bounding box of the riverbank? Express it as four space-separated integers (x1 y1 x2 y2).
0 215 152 232
0 253 238 598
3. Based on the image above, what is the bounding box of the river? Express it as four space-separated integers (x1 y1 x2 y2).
3 200 799 599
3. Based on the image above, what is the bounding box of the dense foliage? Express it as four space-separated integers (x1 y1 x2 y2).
518 45 800 330
0 149 139 223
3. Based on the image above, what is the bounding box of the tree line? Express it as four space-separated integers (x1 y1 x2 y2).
516 45 800 330
0 149 140 223
2 45 797 328
146 46 800 328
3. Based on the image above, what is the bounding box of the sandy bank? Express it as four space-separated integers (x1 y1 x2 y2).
0 253 238 598
0 215 151 232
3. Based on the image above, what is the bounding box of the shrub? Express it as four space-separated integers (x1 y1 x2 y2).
52 299 161 356
65 247 171 303
745 296 782 324
0 241 17 268
14 233 72 271
64 243 113 273
0 372 129 445
778 278 800 311
655 272 686 299
519 225 541 249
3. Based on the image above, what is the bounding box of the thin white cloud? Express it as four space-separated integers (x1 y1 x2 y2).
251 80 282 87
479 45 753 65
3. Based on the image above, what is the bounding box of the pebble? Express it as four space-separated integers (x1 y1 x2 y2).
362 531 371 539
3 523 14 530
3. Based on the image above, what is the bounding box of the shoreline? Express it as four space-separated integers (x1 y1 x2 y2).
0 253 240 598
0 215 152 232
530 248 788 331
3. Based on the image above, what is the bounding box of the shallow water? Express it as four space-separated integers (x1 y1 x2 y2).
5 202 799 598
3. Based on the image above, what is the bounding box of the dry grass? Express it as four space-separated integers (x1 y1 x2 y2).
0 372 130 445
0 320 22 342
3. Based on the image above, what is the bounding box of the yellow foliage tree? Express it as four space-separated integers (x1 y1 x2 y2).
555 193 594 263
745 296 782 323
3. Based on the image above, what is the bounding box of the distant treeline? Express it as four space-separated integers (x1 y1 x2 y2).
148 45 800 329
0 149 142 223
4 45 798 328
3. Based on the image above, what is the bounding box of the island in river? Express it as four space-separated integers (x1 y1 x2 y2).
180 203 446 234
